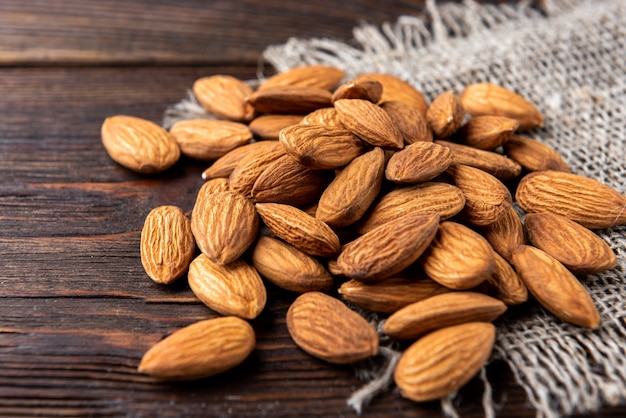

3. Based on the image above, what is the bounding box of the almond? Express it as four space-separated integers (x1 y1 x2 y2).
337 212 440 282
380 100 432 144
460 83 543 130
255 203 341 257
358 73 429 115
510 245 600 328
384 292 506 340
191 190 259 265
524 212 617 274
394 322 495 402
286 291 378 364
477 251 528 305
300 107 345 127
248 114 303 140
101 115 180 174
279 124 365 170
201 140 283 180
479 206 526 262
385 141 452 184
228 142 287 198
246 85 333 114
334 99 404 149
426 91 465 138
331 77 383 103
258 65 345 91
252 236 334 293
140 205 195 285
455 115 519 150
138 316 255 381
169 119 252 161
420 221 495 290
188 254 266 319
196 177 230 196
316 147 385 227
503 135 570 172
193 75 255 122
515 170 626 229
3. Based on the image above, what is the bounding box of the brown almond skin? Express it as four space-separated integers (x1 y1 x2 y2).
460 83 544 130
380 100 433 144
525 212 617 274
477 251 528 305
286 292 379 364
228 142 287 198
358 73 429 116
255 203 341 257
246 85 333 115
248 114 303 140
356 182 465 234
140 206 195 285
101 115 180 174
202 140 284 180
191 190 259 265
316 147 385 227
301 107 345 127
511 245 600 328
169 119 253 161
193 75 255 122
385 141 452 184
435 139 522 181
279 124 365 170
446 164 512 226
251 154 332 206
420 221 496 290
394 322 495 402
503 135 570 172
334 99 404 149
138 316 255 381
188 255 267 319
338 277 449 314
258 65 345 91
426 91 465 138
384 292 506 340
480 206 526 263
337 212 440 282
331 77 383 103
516 170 626 229
455 115 519 150
252 236 334 293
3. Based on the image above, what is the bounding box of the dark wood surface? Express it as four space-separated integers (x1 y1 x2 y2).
1 1 624 417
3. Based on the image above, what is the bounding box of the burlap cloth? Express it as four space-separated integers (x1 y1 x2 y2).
165 1 626 416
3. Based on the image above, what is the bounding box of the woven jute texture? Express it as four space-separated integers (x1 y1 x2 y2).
164 1 625 416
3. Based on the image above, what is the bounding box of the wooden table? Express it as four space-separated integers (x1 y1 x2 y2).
1 1 623 416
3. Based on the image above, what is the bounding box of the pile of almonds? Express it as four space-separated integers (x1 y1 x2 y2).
101 65 626 404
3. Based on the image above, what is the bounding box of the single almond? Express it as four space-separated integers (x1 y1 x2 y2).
511 245 600 328
188 254 266 319
101 115 180 174
202 140 283 180
515 170 626 229
455 115 519 150
246 85 333 115
316 147 385 227
331 77 383 103
286 291 379 364
503 135 570 172
248 114 303 140
337 212 440 282
460 83 543 130
338 277 449 314
384 292 506 340
420 221 495 290
435 139 522 181
169 119 252 161
358 73 429 115
300 107 345 127
380 100 433 144
258 65 345 91
193 75 255 122
445 164 512 226
252 236 334 293
334 99 404 149
251 154 332 206
196 177 230 196
394 322 495 402
138 316 255 381
385 141 452 184
255 203 341 257
279 124 365 170
426 91 465 138
356 182 466 234
479 206 526 263
191 190 259 265
228 142 287 198
524 212 617 274
140 205 195 285
476 251 528 305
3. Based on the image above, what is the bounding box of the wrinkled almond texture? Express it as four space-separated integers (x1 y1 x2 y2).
331 77 383 103
503 135 570 172
435 140 522 181
426 91 465 138
381 100 432 144
228 142 287 198
334 99 404 149
258 65 345 91
385 141 452 184
358 73 429 115
246 85 333 114
193 75 255 122
456 115 519 150
248 114 303 140
478 251 528 305
201 140 283 180
479 206 526 263
169 119 252 161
